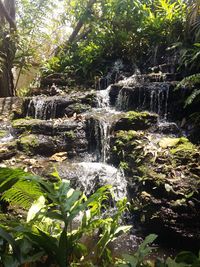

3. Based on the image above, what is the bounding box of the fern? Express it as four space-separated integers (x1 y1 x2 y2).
0 167 44 209
176 74 200 90
1 179 43 209
185 89 200 107
0 167 28 193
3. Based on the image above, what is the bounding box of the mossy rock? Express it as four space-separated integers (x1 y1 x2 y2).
114 111 158 131
0 130 7 138
0 141 17 162
12 118 42 133
110 129 200 242
64 103 91 116
17 134 57 156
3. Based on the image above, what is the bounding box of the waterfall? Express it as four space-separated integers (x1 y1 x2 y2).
115 79 170 119
95 60 124 90
86 116 111 162
148 83 170 118
96 85 111 108
99 119 111 162
26 97 57 120
116 88 130 110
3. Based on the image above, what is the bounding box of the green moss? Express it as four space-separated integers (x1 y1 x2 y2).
65 130 75 140
116 130 141 142
68 103 91 114
0 130 7 138
18 134 39 154
115 111 158 131
125 111 150 120
12 117 36 128
119 161 129 170
167 137 196 154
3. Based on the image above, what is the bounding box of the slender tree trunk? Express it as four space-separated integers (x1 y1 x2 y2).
55 0 96 55
68 0 96 44
0 0 16 97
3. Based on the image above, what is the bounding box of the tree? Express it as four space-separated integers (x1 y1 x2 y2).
0 0 16 97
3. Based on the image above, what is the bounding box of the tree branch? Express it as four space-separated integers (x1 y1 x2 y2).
0 0 16 29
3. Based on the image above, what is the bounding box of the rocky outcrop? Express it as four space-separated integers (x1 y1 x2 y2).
12 118 89 157
110 126 200 244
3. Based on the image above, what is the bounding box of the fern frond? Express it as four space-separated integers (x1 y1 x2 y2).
0 167 28 193
176 73 200 90
1 179 43 209
184 89 200 107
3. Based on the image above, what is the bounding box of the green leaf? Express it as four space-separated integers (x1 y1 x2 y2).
0 227 21 264
57 229 67 267
27 195 46 222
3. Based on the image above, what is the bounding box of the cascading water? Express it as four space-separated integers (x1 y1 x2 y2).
0 121 15 143
95 59 124 90
26 97 57 120
96 85 111 109
115 76 170 119
58 161 127 201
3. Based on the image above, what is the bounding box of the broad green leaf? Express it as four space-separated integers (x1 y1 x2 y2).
27 195 46 222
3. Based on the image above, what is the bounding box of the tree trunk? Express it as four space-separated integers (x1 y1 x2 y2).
68 0 96 44
0 0 16 97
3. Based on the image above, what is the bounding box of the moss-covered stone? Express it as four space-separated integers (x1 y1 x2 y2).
0 130 7 138
65 130 76 140
18 134 39 154
64 103 91 116
12 118 41 133
114 111 158 131
110 130 200 242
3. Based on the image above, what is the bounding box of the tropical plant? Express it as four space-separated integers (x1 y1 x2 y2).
176 73 200 107
0 167 131 267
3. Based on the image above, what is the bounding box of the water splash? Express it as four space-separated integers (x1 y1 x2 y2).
59 162 127 201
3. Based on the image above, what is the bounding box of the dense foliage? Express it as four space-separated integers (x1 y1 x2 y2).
43 0 187 83
0 167 199 266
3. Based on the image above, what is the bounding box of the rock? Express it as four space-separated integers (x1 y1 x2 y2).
12 118 82 135
156 122 181 135
114 111 158 131
64 103 91 117
0 97 24 119
23 92 97 119
110 130 200 244
0 142 17 162
15 118 89 157
49 152 68 162
109 84 123 106
17 134 57 156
